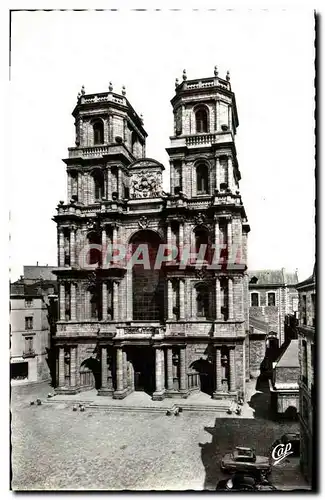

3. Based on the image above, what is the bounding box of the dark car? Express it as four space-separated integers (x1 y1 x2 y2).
220 446 271 476
216 473 277 492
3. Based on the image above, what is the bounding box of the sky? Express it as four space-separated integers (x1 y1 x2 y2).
9 8 315 282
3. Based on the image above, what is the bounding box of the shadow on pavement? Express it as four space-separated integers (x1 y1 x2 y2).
199 418 302 491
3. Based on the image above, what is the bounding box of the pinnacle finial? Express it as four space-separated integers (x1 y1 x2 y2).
214 65 218 77
77 91 81 100
109 81 113 92
182 69 187 81
122 85 126 96
175 77 179 89
226 71 230 82
81 85 85 96
140 113 144 124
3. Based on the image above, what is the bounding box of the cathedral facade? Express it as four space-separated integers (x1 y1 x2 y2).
53 69 250 401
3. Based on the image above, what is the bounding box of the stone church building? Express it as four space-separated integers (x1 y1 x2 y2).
53 69 251 401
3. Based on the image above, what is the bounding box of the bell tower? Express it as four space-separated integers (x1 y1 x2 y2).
167 67 240 198
165 68 250 398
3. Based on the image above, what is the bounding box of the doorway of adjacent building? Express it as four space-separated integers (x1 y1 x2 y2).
11 362 28 380
128 347 155 395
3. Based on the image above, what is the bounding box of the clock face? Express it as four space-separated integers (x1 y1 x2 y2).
175 107 182 135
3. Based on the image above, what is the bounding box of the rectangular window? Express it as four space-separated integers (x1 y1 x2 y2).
23 336 35 358
311 293 316 327
301 295 307 325
268 292 276 307
25 316 33 330
251 293 259 307
25 299 33 308
302 340 308 385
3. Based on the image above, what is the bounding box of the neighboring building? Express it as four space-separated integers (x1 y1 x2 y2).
297 267 315 485
53 69 251 400
10 266 58 384
269 339 300 418
248 269 299 343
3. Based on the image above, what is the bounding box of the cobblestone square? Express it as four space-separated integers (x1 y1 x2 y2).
11 382 308 491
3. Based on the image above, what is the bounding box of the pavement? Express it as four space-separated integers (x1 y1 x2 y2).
10 380 310 491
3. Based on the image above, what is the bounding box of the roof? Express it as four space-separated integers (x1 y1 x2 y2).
23 265 57 282
248 269 299 286
10 279 58 298
296 264 316 289
276 340 299 368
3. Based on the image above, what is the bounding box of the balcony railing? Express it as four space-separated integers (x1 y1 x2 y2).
22 349 36 358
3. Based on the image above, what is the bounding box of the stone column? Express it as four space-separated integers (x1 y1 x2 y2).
161 349 165 391
167 279 173 320
67 173 71 202
106 167 112 200
237 219 242 267
179 279 185 319
126 269 133 321
70 346 77 387
70 282 77 321
215 277 222 320
179 222 184 261
167 222 172 261
70 226 76 267
59 283 65 320
191 285 197 319
112 225 118 247
228 157 233 192
123 351 128 389
59 229 65 267
58 347 65 387
102 282 108 320
117 168 122 199
214 219 219 268
155 349 162 391
108 115 112 142
227 220 232 265
77 172 82 203
129 363 135 391
181 104 185 134
113 281 119 320
179 348 187 391
167 348 173 390
116 348 123 392
228 278 234 320
216 157 220 191
216 100 220 131
101 226 107 267
229 348 236 392
215 348 222 391
101 347 108 388
170 162 174 194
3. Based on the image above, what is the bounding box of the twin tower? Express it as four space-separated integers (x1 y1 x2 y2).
53 69 251 402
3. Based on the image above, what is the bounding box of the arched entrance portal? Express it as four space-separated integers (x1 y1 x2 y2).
130 230 164 321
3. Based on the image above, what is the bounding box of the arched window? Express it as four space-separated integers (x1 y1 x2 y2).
195 108 208 133
194 227 210 262
87 231 101 265
93 121 104 145
92 170 105 201
130 230 164 321
196 164 209 194
89 285 102 320
196 284 210 318
251 292 259 307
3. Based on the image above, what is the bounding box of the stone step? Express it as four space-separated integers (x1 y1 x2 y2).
43 399 231 414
